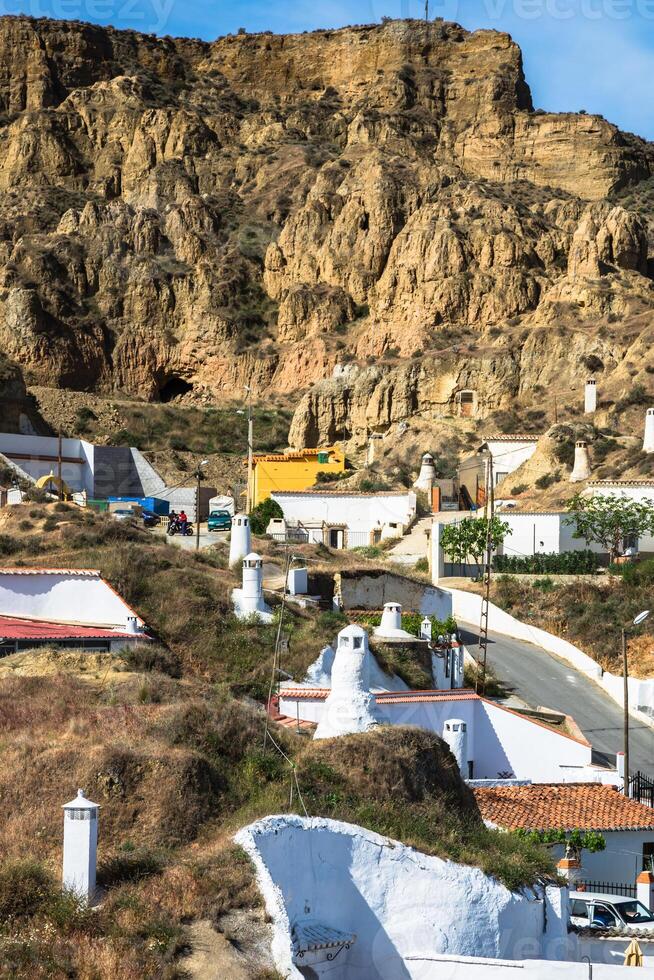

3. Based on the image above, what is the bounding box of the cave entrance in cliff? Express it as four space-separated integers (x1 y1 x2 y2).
158 376 194 403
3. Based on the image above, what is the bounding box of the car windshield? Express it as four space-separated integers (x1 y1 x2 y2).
615 900 654 924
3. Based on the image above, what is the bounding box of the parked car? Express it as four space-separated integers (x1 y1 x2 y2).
208 510 232 532
112 508 136 522
570 890 654 931
141 509 160 528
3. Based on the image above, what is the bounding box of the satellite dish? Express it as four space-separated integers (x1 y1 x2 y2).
633 610 650 626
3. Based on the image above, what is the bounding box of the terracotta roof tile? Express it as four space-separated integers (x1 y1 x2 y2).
279 687 480 703
0 615 148 641
474 783 654 832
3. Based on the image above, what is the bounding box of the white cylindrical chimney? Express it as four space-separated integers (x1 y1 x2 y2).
644 409 654 454
420 617 432 641
570 441 592 482
379 602 402 635
62 789 99 904
125 616 139 635
241 552 264 613
229 513 251 566
414 453 437 492
584 379 597 414
443 719 468 773
314 625 380 739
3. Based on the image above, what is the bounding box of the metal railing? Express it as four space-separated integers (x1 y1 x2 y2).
630 771 654 808
578 880 637 898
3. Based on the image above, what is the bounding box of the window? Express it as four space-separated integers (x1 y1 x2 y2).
317 452 329 464
570 899 589 919
591 903 618 929
615 900 654 925
353 636 362 649
643 842 654 872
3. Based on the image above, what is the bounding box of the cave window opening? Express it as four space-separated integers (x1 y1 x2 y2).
159 376 194 403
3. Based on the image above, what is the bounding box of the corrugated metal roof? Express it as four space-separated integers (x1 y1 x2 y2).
0 615 147 641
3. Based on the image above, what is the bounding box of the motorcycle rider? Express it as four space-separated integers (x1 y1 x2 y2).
179 510 188 535
168 510 178 534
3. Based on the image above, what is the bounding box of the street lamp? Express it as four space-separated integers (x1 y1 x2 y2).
622 609 650 794
195 459 209 553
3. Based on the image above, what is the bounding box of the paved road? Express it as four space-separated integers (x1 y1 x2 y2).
459 624 654 777
150 525 229 551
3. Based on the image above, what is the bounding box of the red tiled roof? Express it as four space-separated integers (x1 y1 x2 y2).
481 435 540 443
271 490 413 498
279 687 480 703
474 783 654 832
0 615 146 641
0 568 101 576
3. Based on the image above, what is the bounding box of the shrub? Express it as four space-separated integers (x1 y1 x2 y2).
0 861 54 921
511 484 528 496
249 497 283 536
414 557 429 573
121 643 182 678
535 473 557 490
97 850 165 888
494 551 599 575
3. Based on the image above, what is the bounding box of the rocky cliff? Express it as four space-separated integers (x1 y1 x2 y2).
0 14 652 446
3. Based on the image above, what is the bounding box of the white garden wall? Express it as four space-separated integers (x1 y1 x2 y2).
236 815 570 980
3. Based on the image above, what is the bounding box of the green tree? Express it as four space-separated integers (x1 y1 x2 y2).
441 517 510 572
249 497 283 536
513 828 606 862
566 493 654 561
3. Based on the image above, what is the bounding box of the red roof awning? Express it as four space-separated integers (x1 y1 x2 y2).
0 615 146 641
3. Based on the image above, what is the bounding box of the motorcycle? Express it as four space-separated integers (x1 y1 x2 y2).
167 517 194 537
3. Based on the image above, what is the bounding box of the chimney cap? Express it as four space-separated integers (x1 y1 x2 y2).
63 789 100 810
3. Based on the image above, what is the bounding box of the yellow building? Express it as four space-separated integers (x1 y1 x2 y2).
249 446 345 507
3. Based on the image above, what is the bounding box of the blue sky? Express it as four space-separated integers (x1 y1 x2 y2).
3 0 652 139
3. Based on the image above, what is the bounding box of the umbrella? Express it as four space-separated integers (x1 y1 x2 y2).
624 938 644 967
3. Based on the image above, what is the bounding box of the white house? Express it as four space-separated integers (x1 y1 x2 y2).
583 481 654 555
0 568 150 655
270 490 417 550
459 435 539 507
474 782 654 889
278 684 613 783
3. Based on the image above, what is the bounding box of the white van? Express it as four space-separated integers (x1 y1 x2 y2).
570 890 654 932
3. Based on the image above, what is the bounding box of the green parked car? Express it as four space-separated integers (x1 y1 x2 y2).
208 510 232 532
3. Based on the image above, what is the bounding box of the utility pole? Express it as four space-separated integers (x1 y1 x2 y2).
476 451 494 695
195 459 209 553
57 431 63 500
554 394 558 424
425 0 429 19
245 386 254 515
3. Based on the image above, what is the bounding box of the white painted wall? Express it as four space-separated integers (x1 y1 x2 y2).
486 441 538 487
271 492 417 545
0 573 142 628
551 830 654 885
235 815 570 980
